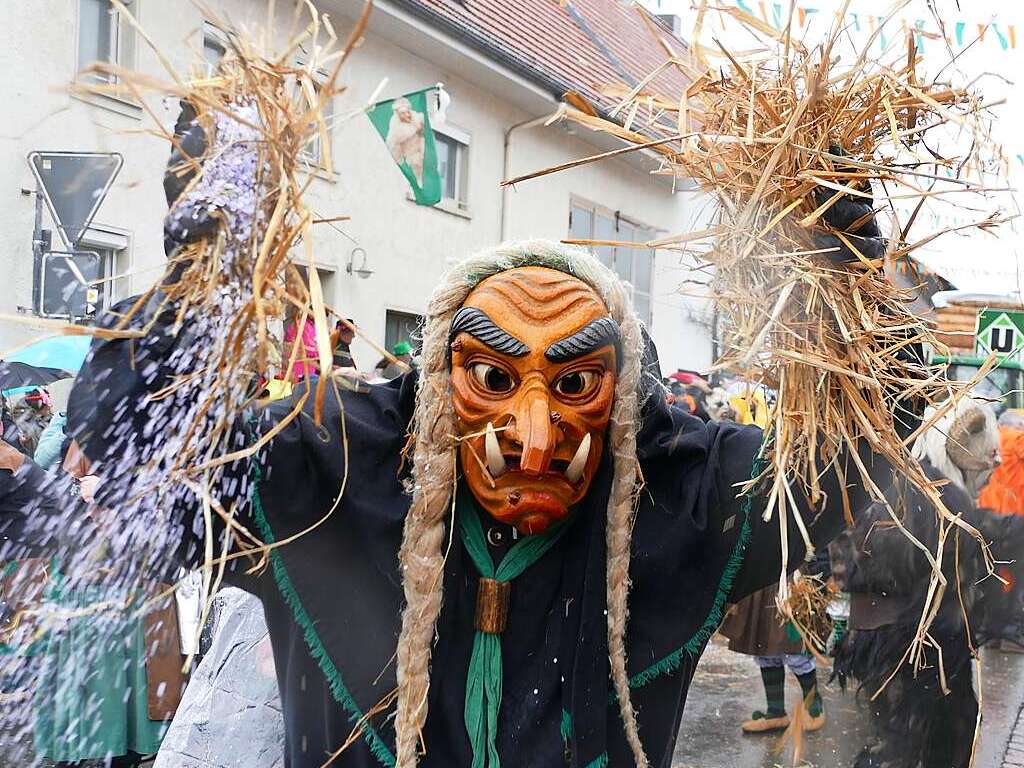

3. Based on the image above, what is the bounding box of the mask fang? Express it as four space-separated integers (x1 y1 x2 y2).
485 422 507 478
565 432 591 484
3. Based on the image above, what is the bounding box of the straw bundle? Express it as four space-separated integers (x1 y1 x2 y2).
91 1 370 419
782 572 836 657
507 2 1009 672
71 2 370 491
56 2 373 652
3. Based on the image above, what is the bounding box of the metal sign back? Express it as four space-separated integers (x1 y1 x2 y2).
38 251 102 319
27 151 123 249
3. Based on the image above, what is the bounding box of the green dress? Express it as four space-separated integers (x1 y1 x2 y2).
32 582 168 762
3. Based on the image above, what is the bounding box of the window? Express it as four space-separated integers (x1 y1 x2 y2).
93 246 128 309
78 0 136 82
81 227 131 309
293 265 336 307
202 22 227 74
102 247 131 307
569 200 656 325
593 210 616 271
385 310 424 354
434 128 469 210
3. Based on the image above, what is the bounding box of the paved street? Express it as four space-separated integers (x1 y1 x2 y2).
1002 699 1024 768
674 637 1024 768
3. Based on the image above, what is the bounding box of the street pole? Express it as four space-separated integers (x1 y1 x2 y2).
25 186 50 316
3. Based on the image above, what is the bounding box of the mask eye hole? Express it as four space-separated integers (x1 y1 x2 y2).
553 370 600 400
469 362 516 395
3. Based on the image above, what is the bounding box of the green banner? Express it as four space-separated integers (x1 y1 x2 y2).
367 88 442 206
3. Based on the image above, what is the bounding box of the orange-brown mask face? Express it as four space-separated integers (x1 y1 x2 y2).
450 266 619 535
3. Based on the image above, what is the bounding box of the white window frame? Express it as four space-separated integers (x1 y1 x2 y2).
202 21 228 75
77 0 138 84
433 123 471 212
80 225 132 308
568 197 656 325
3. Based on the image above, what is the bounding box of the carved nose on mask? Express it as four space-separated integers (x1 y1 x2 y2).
515 392 555 477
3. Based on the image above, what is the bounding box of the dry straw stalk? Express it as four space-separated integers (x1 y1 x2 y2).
507 0 1010 676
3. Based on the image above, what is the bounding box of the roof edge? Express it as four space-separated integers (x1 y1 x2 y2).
384 0 577 103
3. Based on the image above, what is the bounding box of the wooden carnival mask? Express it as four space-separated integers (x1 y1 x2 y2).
450 266 619 534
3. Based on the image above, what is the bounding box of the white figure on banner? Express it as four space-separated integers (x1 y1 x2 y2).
385 96 426 186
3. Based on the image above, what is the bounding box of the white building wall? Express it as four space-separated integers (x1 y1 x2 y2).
651 188 718 374
504 128 716 373
0 0 714 374
0 0 175 345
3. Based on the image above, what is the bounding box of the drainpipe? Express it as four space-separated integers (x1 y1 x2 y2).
500 104 566 242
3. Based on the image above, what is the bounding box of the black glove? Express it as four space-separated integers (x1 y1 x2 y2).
815 148 887 262
163 100 207 207
891 336 928 443
163 100 218 251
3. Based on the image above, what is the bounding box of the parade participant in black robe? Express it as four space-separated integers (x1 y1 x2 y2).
57 109 916 768
833 467 983 768
832 399 1005 768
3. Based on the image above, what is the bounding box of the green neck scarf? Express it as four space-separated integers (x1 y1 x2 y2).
457 489 574 768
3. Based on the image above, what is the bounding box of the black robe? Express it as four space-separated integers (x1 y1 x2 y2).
63 311 896 768
0 445 64 557
831 463 990 768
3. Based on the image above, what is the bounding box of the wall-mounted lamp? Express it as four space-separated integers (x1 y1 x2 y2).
346 247 373 279
430 82 451 127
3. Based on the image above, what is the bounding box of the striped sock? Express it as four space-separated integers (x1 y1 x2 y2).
795 669 823 717
759 665 787 717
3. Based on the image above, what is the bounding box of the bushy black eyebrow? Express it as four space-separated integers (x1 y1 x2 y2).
449 307 530 357
545 316 621 363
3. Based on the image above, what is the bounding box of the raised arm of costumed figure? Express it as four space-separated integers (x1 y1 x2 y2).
701 192 928 604
64 95 372 584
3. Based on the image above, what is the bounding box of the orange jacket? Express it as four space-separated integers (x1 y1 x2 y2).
978 427 1024 515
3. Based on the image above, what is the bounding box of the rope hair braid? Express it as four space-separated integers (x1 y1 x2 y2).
394 239 649 768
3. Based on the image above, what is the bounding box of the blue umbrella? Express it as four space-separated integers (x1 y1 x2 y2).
0 336 92 390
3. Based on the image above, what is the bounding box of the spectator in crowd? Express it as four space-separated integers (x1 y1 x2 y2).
2 390 52 457
33 411 68 471
32 447 184 768
283 317 319 381
373 340 414 381
1 399 22 453
330 318 358 370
